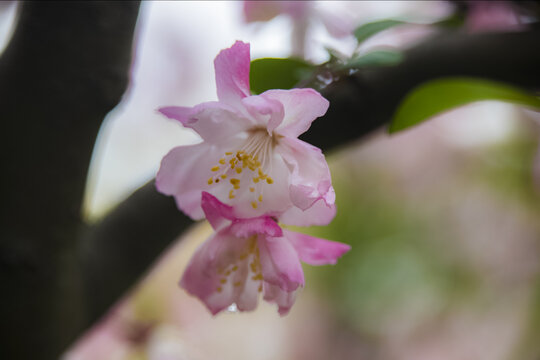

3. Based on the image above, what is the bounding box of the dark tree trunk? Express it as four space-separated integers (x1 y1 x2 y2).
0 2 140 359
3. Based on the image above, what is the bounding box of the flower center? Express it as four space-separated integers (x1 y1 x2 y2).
207 129 278 208
215 236 263 293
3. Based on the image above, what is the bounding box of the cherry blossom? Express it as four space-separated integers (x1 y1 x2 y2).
181 192 350 316
156 41 335 226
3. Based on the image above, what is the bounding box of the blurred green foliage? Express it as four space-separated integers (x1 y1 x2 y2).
249 58 314 94
338 50 403 70
389 78 540 133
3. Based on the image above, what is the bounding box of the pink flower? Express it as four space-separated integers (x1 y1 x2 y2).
181 192 350 316
466 1 524 33
243 1 310 23
156 41 335 226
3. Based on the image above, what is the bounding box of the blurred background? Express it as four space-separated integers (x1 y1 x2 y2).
3 1 537 359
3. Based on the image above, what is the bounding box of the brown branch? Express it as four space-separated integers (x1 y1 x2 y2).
304 28 540 150
80 181 192 326
0 2 140 359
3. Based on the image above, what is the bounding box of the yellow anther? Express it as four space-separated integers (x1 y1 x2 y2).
239 253 248 260
236 167 242 174
225 270 231 276
229 190 235 199
249 187 255 192
230 178 240 185
258 285 263 292
234 185 240 190
211 166 220 172
258 195 263 202
220 278 227 284
266 177 274 184
250 262 257 273
249 238 257 252
251 201 258 209
219 158 226 165
258 168 264 176
225 152 233 156
232 265 238 272
252 273 263 281
253 178 259 183
207 178 213 185
234 281 242 287
221 174 227 179
216 286 222 293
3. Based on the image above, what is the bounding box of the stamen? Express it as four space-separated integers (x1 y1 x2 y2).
251 201 258 209
219 158 226 165
207 178 213 185
211 166 220 172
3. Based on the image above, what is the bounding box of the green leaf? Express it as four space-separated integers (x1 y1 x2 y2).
354 19 405 44
432 12 465 28
389 78 540 133
249 58 314 95
340 50 403 70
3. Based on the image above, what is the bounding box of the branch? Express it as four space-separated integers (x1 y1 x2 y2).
79 28 540 336
0 2 140 359
80 181 192 325
304 28 540 150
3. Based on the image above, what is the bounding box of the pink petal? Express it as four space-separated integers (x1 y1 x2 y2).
261 88 329 138
284 229 350 266
200 192 236 230
229 216 283 238
263 282 299 316
180 229 249 315
158 102 251 143
156 142 231 220
258 235 304 292
279 198 336 227
241 94 284 134
277 137 336 226
214 41 251 105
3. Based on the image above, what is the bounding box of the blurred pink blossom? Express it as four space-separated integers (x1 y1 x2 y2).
243 0 310 23
466 1 524 32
